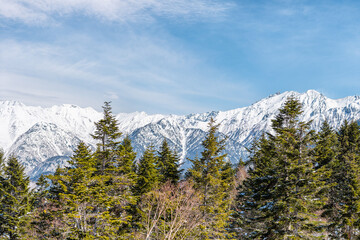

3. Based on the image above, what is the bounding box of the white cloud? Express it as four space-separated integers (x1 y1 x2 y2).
0 0 48 24
0 38 202 113
0 0 232 24
106 92 119 100
0 34 254 114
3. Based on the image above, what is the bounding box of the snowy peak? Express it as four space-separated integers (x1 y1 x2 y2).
116 111 166 134
1 90 360 179
6 122 81 174
0 100 25 107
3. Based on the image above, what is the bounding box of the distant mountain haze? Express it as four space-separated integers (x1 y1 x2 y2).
1 90 360 179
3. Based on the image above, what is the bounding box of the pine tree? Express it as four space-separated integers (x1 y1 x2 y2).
47 165 66 202
46 141 135 239
0 156 31 240
34 174 50 202
131 146 159 234
91 101 122 175
270 97 327 238
313 120 338 169
134 146 159 197
0 149 4 177
117 135 137 179
0 149 5 236
59 142 98 239
89 102 135 238
233 97 328 239
188 117 234 239
310 121 338 237
157 139 182 184
231 134 278 239
323 121 360 239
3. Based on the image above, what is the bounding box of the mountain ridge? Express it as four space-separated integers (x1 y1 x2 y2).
2 90 360 179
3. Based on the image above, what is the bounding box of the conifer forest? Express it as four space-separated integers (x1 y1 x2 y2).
2 97 360 240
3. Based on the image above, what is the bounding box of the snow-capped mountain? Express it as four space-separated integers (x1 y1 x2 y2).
1 90 360 179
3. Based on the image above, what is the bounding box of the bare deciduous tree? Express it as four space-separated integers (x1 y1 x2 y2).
137 181 204 240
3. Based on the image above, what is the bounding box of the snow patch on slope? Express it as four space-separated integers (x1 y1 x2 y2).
2 90 360 178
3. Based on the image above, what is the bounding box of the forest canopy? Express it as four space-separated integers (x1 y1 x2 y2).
1 98 360 239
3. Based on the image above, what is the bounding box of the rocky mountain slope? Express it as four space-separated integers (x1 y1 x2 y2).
1 90 360 179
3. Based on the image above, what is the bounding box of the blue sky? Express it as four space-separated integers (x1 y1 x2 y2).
1 0 360 114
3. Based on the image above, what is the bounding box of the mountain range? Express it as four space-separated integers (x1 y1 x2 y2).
1 90 360 180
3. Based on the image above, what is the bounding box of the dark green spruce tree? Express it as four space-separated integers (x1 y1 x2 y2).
91 101 122 175
268 97 328 239
323 120 360 239
233 96 328 239
0 149 5 236
90 102 135 238
0 149 4 177
313 120 338 169
231 134 277 239
188 117 235 239
117 135 137 179
157 139 182 184
58 142 98 239
0 156 31 240
131 146 159 233
134 146 159 197
311 121 338 238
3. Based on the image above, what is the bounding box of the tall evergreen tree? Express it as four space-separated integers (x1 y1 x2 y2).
313 120 338 169
47 165 66 202
0 156 31 240
46 141 135 239
323 121 360 239
0 149 5 237
231 134 278 239
0 149 4 177
59 142 98 239
134 146 159 197
91 101 122 174
157 139 182 184
188 117 234 239
117 135 137 179
233 97 328 239
269 97 327 238
131 146 159 234
90 102 136 237
311 121 338 237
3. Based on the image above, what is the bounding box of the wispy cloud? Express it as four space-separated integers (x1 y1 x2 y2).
8 0 360 114
0 0 232 25
0 33 254 114
105 92 119 100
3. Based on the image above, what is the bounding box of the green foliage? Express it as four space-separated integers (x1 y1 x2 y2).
91 101 122 175
313 121 338 169
0 149 4 178
231 134 278 239
10 100 360 239
233 97 328 239
323 121 360 239
117 135 137 179
134 146 159 197
26 174 65 240
188 117 235 239
157 139 182 185
59 142 98 239
44 142 136 239
0 156 31 240
25 102 137 239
